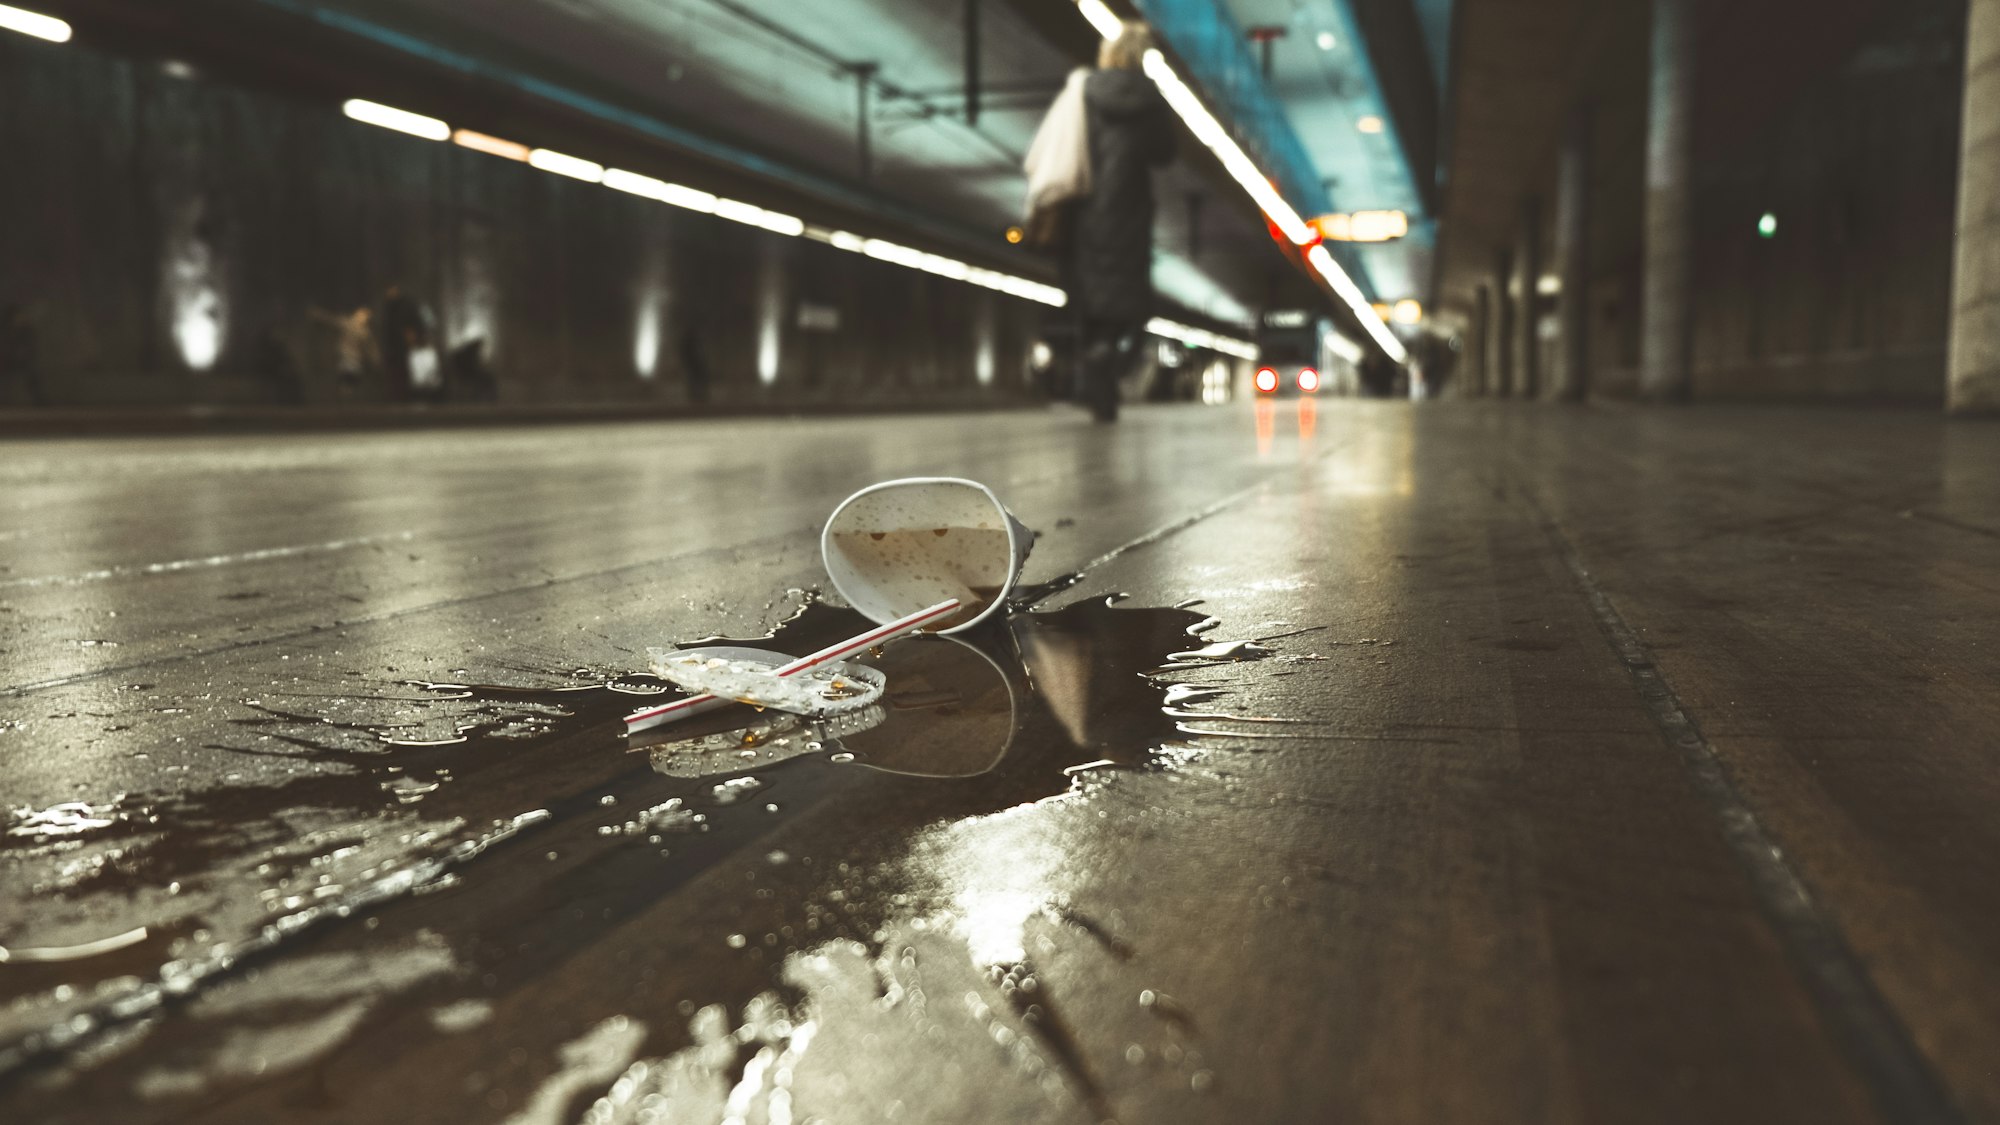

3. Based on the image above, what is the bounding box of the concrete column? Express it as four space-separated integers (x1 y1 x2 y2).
1493 248 1515 396
1639 0 1694 401
1517 197 1543 399
1473 284 1492 395
1555 107 1592 401
1949 0 2000 414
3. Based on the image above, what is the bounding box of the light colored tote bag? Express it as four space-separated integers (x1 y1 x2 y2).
1021 68 1092 242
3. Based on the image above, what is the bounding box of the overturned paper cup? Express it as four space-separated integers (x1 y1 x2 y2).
821 477 1032 635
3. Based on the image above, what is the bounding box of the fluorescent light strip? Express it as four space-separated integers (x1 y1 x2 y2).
1099 21 1405 363
714 197 805 237
341 102 1057 305
452 129 530 161
528 148 604 182
342 99 449 142
1307 245 1404 361
1075 0 1124 39
604 168 718 213
0 3 69 43
1147 317 1258 361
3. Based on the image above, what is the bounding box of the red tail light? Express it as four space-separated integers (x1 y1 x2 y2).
1297 367 1320 393
1254 367 1279 393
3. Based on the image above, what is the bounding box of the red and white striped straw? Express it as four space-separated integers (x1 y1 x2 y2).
624 598 962 734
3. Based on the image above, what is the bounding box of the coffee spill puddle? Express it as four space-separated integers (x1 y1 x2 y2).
0 596 1315 1104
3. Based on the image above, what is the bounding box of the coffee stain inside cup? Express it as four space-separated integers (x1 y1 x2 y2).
829 527 1011 628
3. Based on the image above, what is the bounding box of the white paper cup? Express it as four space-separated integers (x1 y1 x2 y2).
821 477 1032 635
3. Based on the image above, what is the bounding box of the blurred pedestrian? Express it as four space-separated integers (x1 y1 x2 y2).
0 301 46 407
1066 21 1175 422
377 284 430 403
310 304 379 398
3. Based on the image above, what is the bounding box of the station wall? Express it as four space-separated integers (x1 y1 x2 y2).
1687 3 1963 404
1577 0 1964 404
0 36 1047 408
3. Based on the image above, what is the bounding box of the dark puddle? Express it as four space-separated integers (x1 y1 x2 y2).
1 596 1293 1108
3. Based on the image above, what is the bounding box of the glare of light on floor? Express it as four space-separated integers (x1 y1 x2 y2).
528 148 604 182
0 4 70 43
341 99 448 141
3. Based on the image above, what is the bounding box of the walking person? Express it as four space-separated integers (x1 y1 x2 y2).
311 304 379 398
377 284 429 403
1025 22 1175 422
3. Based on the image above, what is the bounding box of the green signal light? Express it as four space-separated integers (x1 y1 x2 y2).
1757 212 1777 238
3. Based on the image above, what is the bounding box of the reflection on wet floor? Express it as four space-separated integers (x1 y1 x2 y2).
0 594 1309 1112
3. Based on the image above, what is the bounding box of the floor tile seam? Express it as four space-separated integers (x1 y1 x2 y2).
1518 483 1967 1125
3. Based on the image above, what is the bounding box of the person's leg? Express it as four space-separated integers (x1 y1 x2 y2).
1079 318 1121 422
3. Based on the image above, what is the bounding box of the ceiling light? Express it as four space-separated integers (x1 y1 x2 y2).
527 148 604 182
1148 317 1258 360
1392 299 1422 324
1316 31 1336 51
452 129 530 161
605 169 719 213
1313 210 1408 243
1356 115 1384 134
1323 331 1363 363
0 4 70 43
1073 8 1405 363
342 99 449 141
1075 0 1123 39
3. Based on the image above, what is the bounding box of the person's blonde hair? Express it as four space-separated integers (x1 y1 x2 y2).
1098 21 1153 70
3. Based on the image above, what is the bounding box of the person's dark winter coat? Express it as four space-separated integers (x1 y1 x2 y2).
1072 69 1175 323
